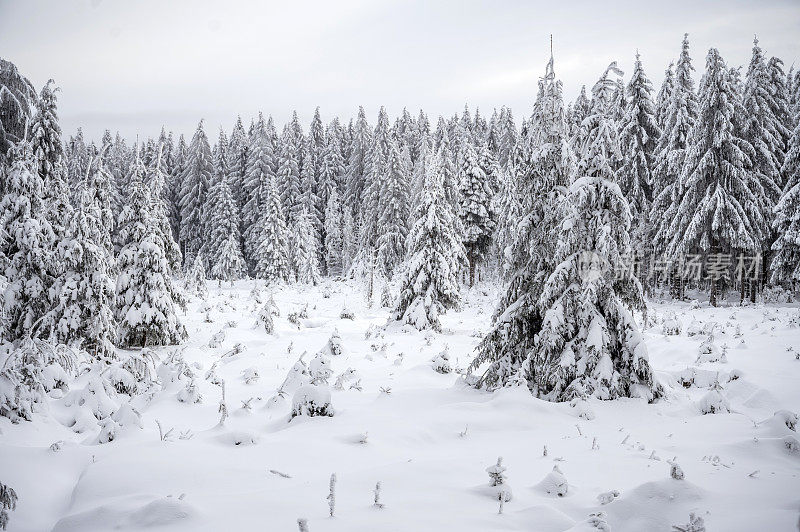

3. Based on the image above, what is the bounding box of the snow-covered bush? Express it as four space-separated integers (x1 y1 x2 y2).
339 307 355 320
319 329 344 357
291 384 333 418
672 512 705 532
0 481 18 530
277 358 311 395
177 380 202 403
662 312 682 335
669 460 685 480
309 353 333 385
697 382 730 414
431 345 452 374
762 286 792 304
184 254 208 299
537 465 568 497
0 339 79 422
570 397 596 420
257 303 275 334
333 368 361 390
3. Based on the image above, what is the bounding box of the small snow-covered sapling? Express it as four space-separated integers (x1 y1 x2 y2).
672 512 706 532
486 457 506 487
327 473 337 517
297 518 309 532
597 490 619 505
668 460 685 480
373 481 384 508
543 445 548 457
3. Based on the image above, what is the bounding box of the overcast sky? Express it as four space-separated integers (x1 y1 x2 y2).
1 0 798 142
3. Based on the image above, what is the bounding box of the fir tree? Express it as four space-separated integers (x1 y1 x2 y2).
47 162 116 358
253 173 291 283
179 120 213 265
207 178 245 282
293 207 321 285
0 140 56 342
394 148 465 332
770 101 800 287
650 34 699 296
344 106 371 220
619 52 661 271
324 187 345 277
470 54 576 389
515 61 661 401
116 151 187 348
376 138 411 277
655 63 674 131
458 141 496 286
667 48 764 306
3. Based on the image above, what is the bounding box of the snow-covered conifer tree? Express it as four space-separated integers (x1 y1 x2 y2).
47 162 116 358
770 101 800 287
179 121 213 265
458 140 496 286
507 60 661 401
666 48 764 306
618 52 661 269
470 53 576 389
207 178 245 282
650 34 699 296
324 187 345 277
394 148 465 331
376 138 410 277
0 140 56 342
116 150 187 348
253 173 291 283
293 207 321 285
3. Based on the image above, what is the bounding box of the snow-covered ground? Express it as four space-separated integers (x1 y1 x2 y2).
1 280 799 531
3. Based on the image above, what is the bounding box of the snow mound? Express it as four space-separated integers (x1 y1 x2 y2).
52 495 196 532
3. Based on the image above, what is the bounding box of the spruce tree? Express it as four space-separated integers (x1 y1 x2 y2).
770 102 800 287
116 152 187 348
394 148 465 332
650 34 699 296
253 173 291 283
207 178 245 282
619 52 661 271
0 140 56 342
324 187 345 277
179 121 213 265
458 141 495 286
470 54 575 389
376 138 411 277
293 207 321 285
47 163 116 358
667 48 764 306
344 106 371 220
742 37 784 250
148 146 183 276
655 63 674 132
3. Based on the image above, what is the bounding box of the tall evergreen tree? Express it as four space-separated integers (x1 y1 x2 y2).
458 140 495 286
116 151 186 348
376 138 411 277
770 100 800 287
47 163 116 357
206 178 245 282
667 48 764 306
0 140 56 342
470 54 575 389
253 173 291 283
618 52 661 266
650 34 699 295
655 63 674 131
394 148 465 332
178 121 213 266
293 206 321 285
